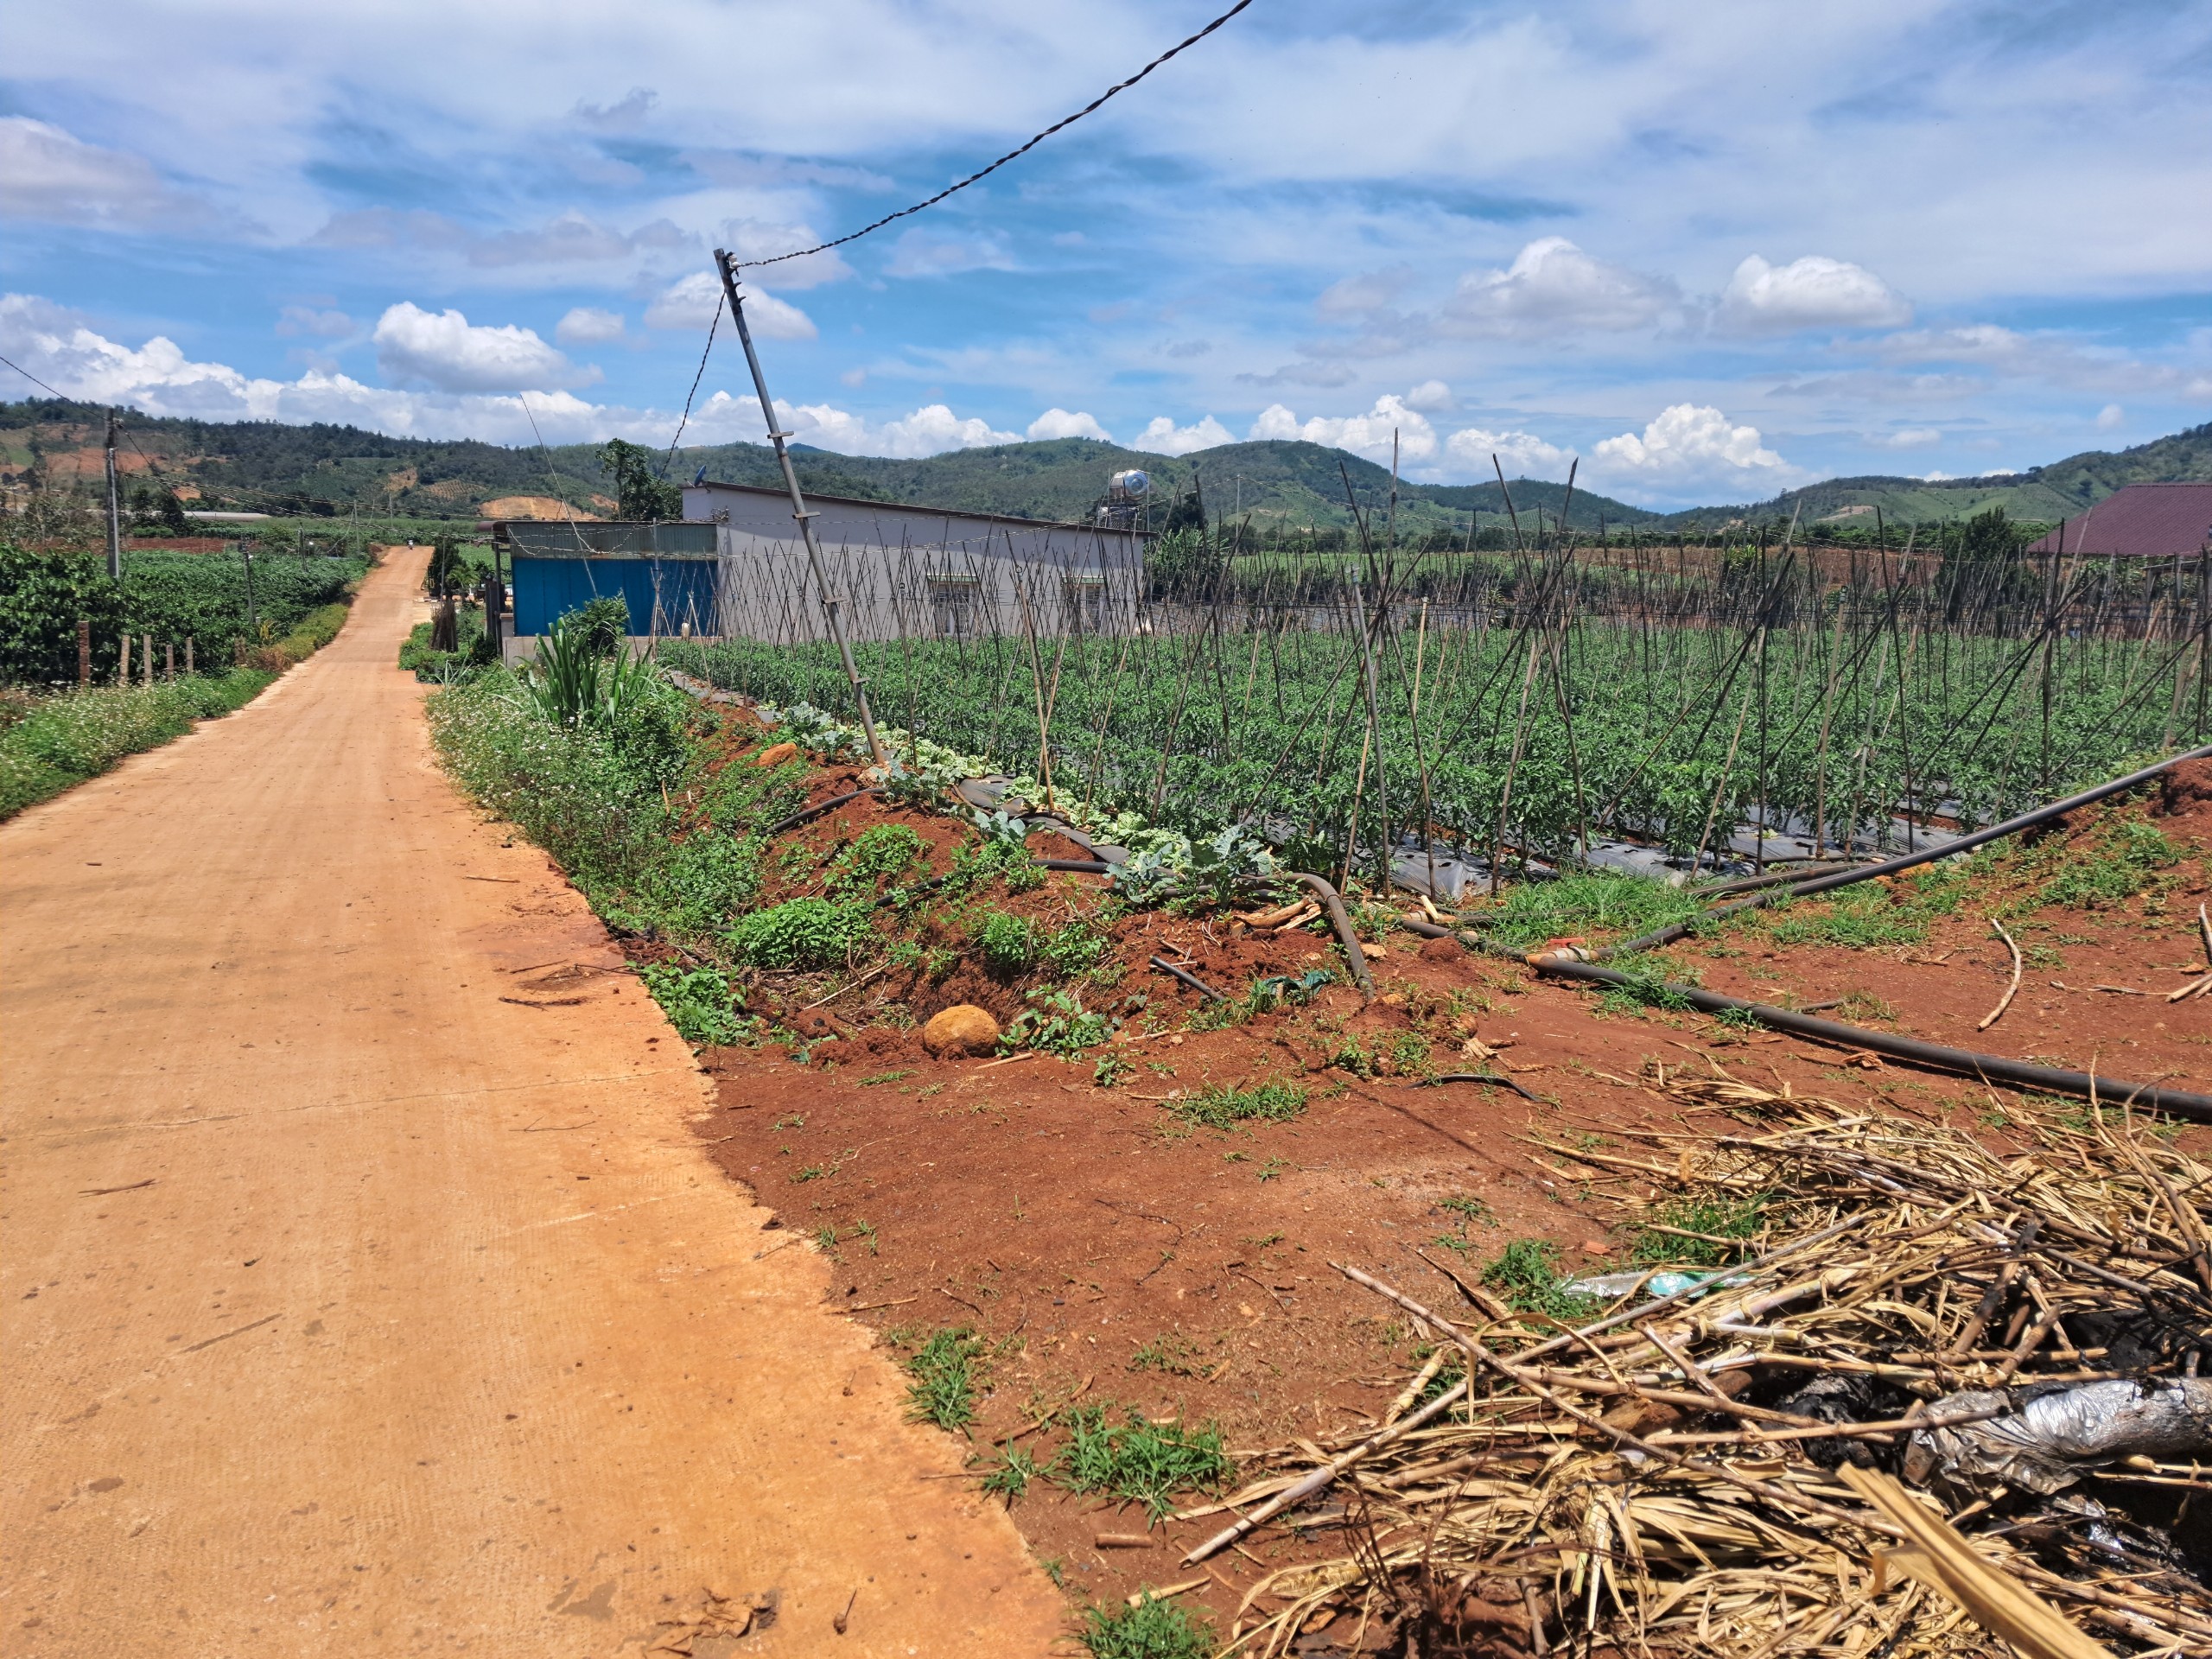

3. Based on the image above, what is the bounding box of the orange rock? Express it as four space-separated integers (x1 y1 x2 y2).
1580 1238 1614 1257
753 741 798 769
920 1004 1000 1058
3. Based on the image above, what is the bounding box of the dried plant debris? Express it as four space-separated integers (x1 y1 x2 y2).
1205 1073 2212 1656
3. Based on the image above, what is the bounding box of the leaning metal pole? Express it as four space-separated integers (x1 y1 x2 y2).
713 249 888 768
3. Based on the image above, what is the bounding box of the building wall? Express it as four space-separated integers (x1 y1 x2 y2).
510 556 721 638
682 482 1146 643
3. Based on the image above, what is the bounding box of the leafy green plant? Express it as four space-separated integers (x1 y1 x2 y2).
1054 1407 1231 1518
1080 1595 1214 1659
1093 1052 1135 1088
1169 1079 1308 1129
906 1325 987 1432
639 962 744 1046
1001 987 1118 1054
829 823 925 892
726 896 869 969
2038 820 2178 908
1041 918 1110 976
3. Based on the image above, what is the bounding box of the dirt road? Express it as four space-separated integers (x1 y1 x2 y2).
0 551 1065 1656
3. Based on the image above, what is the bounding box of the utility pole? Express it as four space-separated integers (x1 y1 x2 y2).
712 248 888 767
104 410 123 581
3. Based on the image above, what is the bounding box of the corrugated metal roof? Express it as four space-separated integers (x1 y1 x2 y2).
2025 483 2212 558
690 480 1142 537
491 521 719 557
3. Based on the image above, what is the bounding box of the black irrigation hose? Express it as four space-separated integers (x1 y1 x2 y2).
1150 955 1227 1002
1284 872 1376 996
1037 857 1113 874
1531 956 2212 1119
1420 1071 1543 1103
761 785 882 840
1600 743 2212 960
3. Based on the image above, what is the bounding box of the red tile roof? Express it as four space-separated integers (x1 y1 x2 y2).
2026 483 2212 558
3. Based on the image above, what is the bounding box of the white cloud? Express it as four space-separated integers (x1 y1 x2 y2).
555 307 626 345
713 218 853 290
1403 379 1453 412
372 302 594 393
883 228 1015 279
1719 254 1911 334
1248 397 1435 465
0 291 619 439
1590 404 1794 492
644 271 815 340
1865 427 1942 449
0 117 213 230
1443 426 1574 480
772 399 1016 458
1443 238 1677 337
2096 403 2125 429
1135 415 1234 456
275 305 354 340
1027 408 1112 442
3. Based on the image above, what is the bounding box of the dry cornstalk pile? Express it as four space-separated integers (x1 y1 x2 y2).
1201 1071 2212 1656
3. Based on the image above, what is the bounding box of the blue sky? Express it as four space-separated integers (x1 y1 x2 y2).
3 0 2210 506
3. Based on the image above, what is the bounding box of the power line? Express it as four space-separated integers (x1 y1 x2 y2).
732 0 1255 272
659 293 723 479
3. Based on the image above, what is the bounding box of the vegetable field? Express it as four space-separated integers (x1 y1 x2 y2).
660 534 2212 885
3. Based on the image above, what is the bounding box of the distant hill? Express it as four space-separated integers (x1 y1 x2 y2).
1662 422 2212 531
4 397 2208 534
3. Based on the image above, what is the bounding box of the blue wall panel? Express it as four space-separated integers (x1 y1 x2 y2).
512 557 719 638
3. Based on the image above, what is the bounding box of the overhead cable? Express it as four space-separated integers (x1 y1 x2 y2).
730 0 1255 271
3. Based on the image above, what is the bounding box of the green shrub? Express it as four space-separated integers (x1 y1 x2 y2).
563 596 632 657
1001 987 1116 1054
0 542 124 683
648 833 761 933
727 896 869 969
977 911 1040 977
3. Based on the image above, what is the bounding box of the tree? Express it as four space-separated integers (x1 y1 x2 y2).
595 440 683 522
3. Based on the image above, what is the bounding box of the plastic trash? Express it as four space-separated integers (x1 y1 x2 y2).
1904 1378 2212 1495
1565 1269 1750 1300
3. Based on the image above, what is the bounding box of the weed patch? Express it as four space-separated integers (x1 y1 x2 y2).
1168 1079 1308 1129
1080 1596 1213 1659
904 1326 986 1432
1055 1407 1231 1518
1481 1238 1599 1320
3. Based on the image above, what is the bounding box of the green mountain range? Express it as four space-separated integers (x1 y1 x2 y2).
4 396 2207 534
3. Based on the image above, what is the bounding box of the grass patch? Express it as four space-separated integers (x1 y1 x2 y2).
1081 1595 1214 1659
827 823 924 893
905 1325 986 1432
2037 820 2179 909
1055 1407 1232 1518
1481 1238 1599 1320
978 1445 1039 1500
1476 869 1700 951
1128 1334 1209 1377
1168 1078 1308 1129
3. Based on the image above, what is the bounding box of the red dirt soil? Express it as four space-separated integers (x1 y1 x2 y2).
654 752 2212 1635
